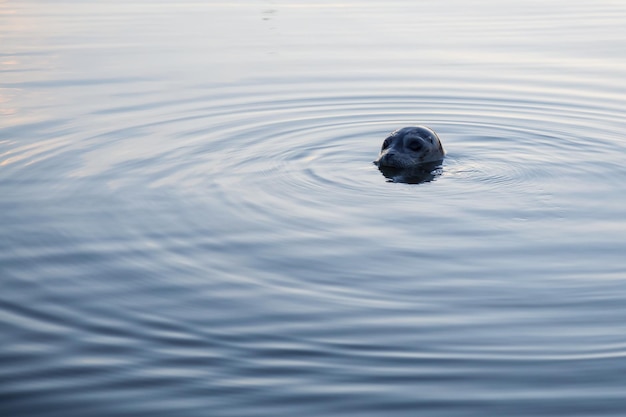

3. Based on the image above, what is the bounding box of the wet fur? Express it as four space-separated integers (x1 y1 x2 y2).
374 126 445 169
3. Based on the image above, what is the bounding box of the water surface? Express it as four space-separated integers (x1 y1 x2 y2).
2 1 626 416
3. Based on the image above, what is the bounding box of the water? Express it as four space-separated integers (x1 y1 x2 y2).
2 1 626 416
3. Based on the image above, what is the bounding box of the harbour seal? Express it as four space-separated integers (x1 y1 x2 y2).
374 126 445 169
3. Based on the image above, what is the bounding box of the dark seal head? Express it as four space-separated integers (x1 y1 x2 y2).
374 126 445 169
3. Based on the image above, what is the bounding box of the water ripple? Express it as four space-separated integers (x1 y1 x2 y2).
3 1 626 415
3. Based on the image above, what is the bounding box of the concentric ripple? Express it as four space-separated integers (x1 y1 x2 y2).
18 77 617 312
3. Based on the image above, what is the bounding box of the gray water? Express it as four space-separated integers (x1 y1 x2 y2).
2 1 626 416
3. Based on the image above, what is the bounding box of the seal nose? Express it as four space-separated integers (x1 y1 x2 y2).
381 151 394 163
378 151 395 166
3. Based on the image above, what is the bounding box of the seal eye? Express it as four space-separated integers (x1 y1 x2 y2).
382 138 391 151
407 141 423 152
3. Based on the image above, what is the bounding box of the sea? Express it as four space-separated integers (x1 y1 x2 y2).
2 1 626 416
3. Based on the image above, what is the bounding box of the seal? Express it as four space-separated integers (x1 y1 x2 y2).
374 126 445 169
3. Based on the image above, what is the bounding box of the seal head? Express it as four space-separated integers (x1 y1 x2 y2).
374 126 445 169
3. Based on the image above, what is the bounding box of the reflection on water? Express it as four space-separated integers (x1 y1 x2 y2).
2 1 626 416
375 161 444 184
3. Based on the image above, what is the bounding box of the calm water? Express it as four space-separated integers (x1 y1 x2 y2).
2 1 626 416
